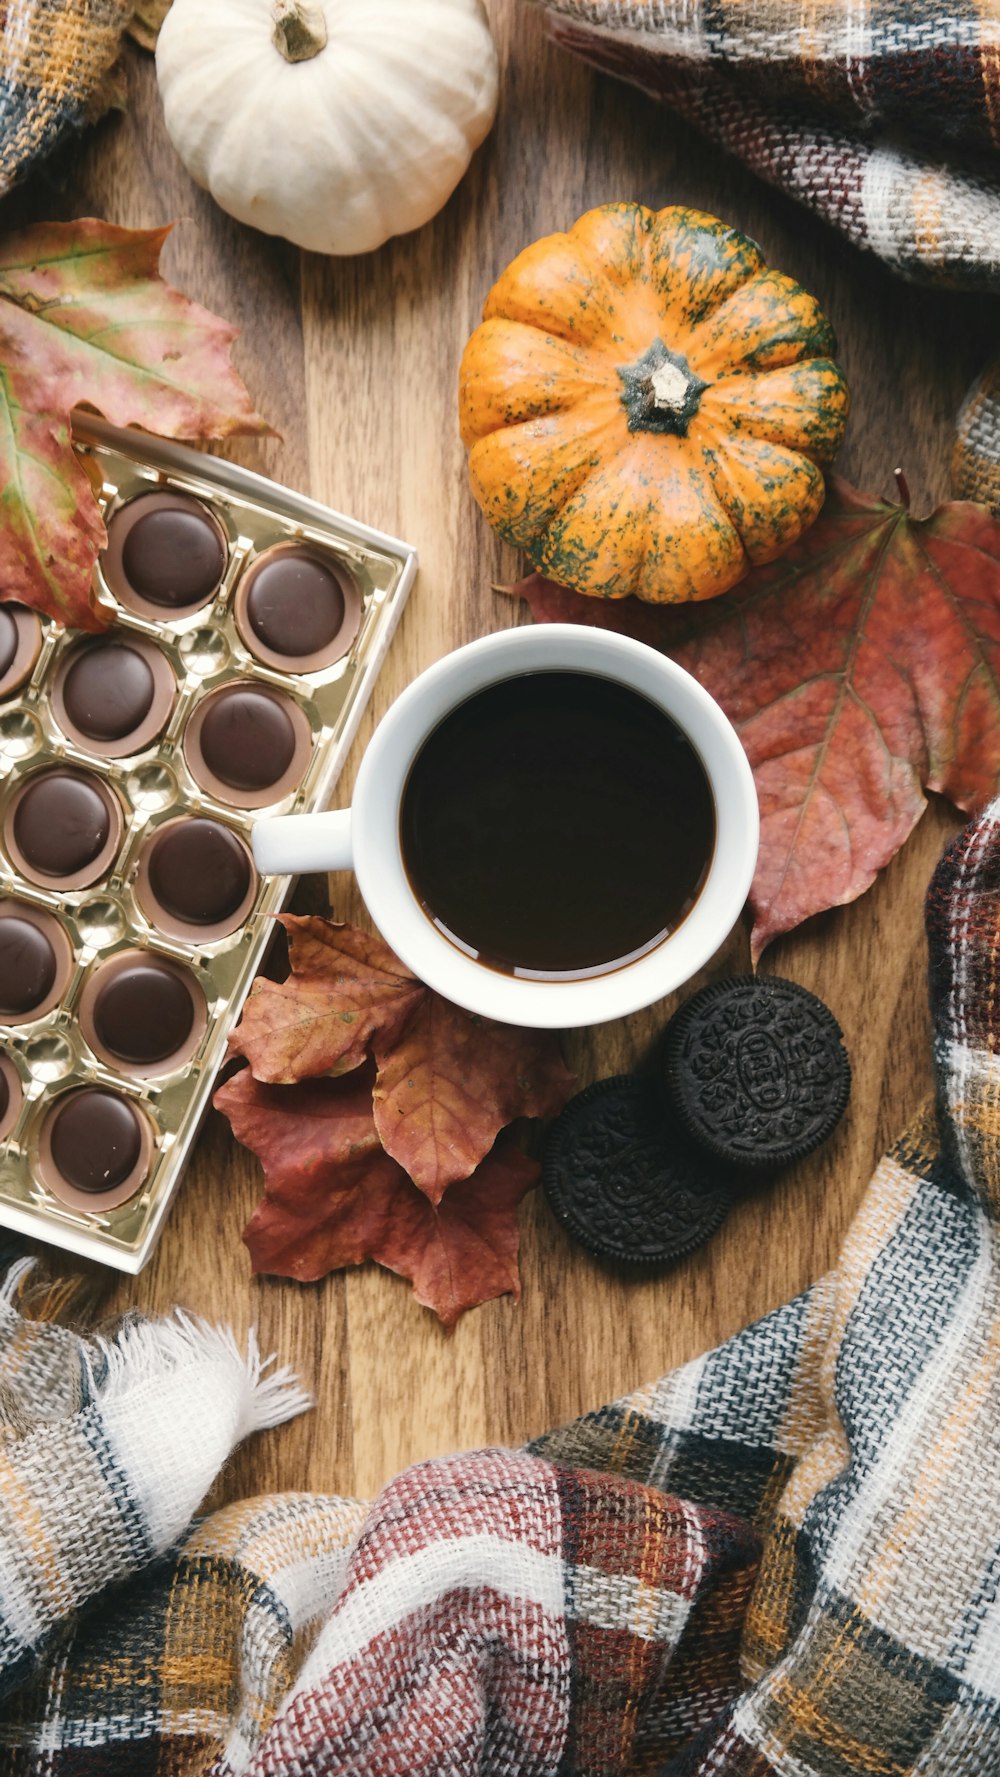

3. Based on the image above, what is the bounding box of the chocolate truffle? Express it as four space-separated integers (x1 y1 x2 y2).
235 545 361 672
0 605 43 700
12 770 112 879
147 818 253 925
198 687 297 791
0 915 57 1016
49 1089 143 1194
543 1076 734 1268
246 551 346 655
183 683 311 810
662 977 851 1173
102 491 228 619
121 499 226 608
0 608 15 679
61 642 155 741
0 903 72 1023
93 959 195 1065
54 635 176 760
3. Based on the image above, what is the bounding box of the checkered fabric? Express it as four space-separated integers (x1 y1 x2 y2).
536 1 1000 294
0 0 132 198
954 359 1000 518
1 800 999 1773
537 2 1000 516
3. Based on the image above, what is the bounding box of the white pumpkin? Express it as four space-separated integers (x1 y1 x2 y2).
156 0 499 256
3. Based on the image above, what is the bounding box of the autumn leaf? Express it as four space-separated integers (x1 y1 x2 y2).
226 914 574 1196
217 1066 538 1327
506 477 1000 956
219 916 573 1315
0 218 269 630
373 991 575 1202
230 916 425 1082
374 1142 540 1328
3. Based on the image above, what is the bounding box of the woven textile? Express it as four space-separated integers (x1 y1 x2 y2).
1 806 1000 1772
536 2 1000 514
0 0 132 197
536 1 1000 295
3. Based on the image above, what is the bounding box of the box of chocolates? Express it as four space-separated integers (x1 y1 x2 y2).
0 416 417 1272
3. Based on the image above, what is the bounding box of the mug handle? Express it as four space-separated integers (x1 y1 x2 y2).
252 809 353 875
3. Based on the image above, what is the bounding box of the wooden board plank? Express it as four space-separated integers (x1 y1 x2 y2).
2 1 994 1505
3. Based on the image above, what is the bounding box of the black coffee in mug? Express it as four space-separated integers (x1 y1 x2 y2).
399 670 716 979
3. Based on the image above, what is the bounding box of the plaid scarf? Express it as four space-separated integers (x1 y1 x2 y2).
535 1 1000 514
536 1 1000 295
1 800 999 1774
0 0 132 198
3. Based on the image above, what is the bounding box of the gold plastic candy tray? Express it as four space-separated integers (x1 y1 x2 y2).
0 416 417 1272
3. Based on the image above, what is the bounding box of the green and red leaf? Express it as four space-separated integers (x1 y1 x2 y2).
0 218 269 629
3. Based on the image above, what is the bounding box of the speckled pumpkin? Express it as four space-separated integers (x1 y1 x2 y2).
458 203 850 603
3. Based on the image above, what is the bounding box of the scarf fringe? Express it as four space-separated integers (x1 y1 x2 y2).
1 1260 313 1440
87 1312 313 1439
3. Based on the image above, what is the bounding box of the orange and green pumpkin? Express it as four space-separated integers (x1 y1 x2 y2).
458 202 850 603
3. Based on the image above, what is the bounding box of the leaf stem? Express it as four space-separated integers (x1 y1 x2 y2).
894 467 911 510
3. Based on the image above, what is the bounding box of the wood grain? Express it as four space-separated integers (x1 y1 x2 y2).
4 0 996 1505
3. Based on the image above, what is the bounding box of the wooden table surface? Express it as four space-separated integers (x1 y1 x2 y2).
6 2 998 1507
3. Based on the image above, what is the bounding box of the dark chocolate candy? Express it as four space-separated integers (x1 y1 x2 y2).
147 818 252 924
543 1075 733 1268
0 608 15 679
49 1089 142 1194
198 687 296 790
663 976 851 1172
0 916 57 1016
61 642 155 741
120 500 225 608
93 959 195 1064
12 771 111 878
245 551 346 656
0 1069 8 1125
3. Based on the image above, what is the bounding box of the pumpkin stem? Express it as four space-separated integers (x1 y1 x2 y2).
272 0 327 62
649 360 692 414
618 340 707 438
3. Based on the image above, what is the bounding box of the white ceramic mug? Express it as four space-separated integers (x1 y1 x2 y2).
252 625 758 1028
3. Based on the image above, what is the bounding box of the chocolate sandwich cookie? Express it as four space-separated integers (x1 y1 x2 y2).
663 976 851 1173
542 1075 733 1268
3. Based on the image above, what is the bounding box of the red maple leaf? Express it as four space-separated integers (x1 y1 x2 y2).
506 477 1000 955
216 1066 539 1328
230 917 425 1082
227 915 573 1198
373 991 575 1202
